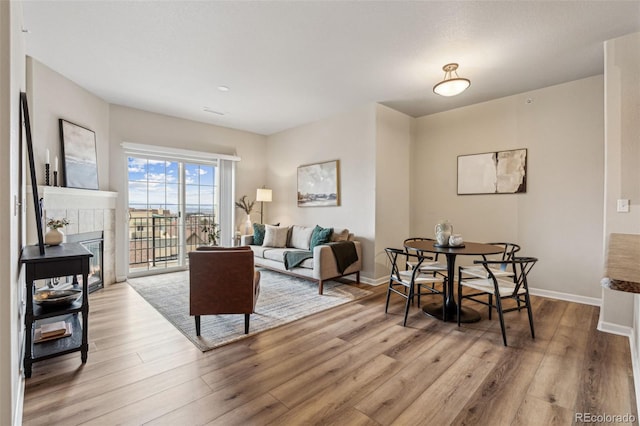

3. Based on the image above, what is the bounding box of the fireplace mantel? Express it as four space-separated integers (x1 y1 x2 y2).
38 186 117 210
26 186 117 288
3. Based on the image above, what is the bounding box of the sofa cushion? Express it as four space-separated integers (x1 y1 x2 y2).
263 225 288 248
289 225 314 250
310 225 333 250
262 248 288 262
253 223 266 246
260 248 314 269
250 245 272 259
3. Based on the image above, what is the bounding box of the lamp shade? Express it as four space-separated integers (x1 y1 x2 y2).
256 188 272 202
433 63 470 97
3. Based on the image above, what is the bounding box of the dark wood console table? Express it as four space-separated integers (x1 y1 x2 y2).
20 243 92 378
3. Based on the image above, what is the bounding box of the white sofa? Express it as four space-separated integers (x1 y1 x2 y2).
240 225 362 294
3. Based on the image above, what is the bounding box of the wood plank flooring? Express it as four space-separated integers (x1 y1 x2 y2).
23 280 637 425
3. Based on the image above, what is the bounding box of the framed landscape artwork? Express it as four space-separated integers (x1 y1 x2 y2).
59 119 99 190
297 160 340 207
457 148 527 195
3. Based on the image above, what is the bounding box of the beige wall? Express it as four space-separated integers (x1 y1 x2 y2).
1 2 26 424
374 104 412 278
109 105 267 280
266 104 378 281
601 33 640 329
27 58 110 190
412 76 605 300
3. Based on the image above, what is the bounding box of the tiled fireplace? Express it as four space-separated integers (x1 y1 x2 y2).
35 186 117 288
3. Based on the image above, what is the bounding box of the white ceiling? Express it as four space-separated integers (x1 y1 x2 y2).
21 1 640 136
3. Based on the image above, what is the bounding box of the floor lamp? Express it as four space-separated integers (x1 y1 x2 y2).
256 188 272 224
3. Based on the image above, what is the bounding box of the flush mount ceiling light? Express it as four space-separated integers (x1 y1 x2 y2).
433 63 470 97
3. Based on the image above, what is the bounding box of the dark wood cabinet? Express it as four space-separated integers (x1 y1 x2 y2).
20 243 92 378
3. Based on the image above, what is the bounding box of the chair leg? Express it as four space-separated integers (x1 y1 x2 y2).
403 285 413 327
195 315 201 336
457 282 462 327
495 297 508 346
385 281 393 313
318 280 324 295
244 313 250 334
488 294 493 320
525 293 535 339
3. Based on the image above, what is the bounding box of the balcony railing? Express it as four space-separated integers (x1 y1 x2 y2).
128 213 216 270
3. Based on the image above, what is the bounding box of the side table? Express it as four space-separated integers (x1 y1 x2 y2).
20 243 92 378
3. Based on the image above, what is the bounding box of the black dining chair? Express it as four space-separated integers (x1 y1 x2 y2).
384 247 445 326
457 256 538 346
403 237 448 286
458 242 521 280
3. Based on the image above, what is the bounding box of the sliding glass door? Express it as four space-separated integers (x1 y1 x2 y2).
127 156 218 275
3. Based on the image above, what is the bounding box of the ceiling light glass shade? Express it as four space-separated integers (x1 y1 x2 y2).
256 188 272 202
433 63 470 97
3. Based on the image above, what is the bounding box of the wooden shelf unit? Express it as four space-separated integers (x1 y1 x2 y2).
20 243 92 378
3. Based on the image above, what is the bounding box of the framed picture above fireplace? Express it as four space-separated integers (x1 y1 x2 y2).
59 119 99 190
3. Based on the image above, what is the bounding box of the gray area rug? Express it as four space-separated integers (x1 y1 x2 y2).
127 269 372 352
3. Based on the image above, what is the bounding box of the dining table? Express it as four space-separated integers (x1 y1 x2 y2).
404 239 504 323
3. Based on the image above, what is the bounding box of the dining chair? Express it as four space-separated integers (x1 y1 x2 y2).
403 237 448 286
458 242 521 280
384 247 445 326
457 256 538 346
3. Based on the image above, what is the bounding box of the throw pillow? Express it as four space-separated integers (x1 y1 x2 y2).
253 223 266 246
290 225 314 250
262 225 289 248
310 225 334 250
331 228 350 242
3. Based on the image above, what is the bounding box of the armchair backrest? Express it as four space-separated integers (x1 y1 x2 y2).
189 247 259 315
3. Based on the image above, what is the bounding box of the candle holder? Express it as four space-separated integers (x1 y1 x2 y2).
45 163 50 186
53 171 58 187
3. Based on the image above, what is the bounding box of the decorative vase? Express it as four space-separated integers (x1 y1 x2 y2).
243 214 253 235
449 234 464 247
45 227 64 246
434 220 453 246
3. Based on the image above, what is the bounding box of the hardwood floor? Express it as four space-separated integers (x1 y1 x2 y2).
23 280 637 425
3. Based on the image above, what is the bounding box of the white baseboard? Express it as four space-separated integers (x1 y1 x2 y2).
359 276 387 286
528 287 601 306
628 332 640 417
14 376 24 426
357 282 606 304
596 320 633 337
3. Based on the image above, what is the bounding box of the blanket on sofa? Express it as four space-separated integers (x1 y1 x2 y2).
283 250 313 270
283 241 359 274
328 241 359 274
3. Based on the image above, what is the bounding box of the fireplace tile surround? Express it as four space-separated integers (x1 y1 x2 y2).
35 186 117 287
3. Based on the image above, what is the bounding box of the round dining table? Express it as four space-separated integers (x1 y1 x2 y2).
403 239 503 323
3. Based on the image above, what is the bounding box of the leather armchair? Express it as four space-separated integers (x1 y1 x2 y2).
189 246 261 335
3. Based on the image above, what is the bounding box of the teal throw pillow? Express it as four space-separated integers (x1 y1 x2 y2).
253 223 266 246
310 225 333 250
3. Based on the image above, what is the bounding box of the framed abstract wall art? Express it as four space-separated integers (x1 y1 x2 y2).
297 160 340 207
59 119 99 190
457 148 527 195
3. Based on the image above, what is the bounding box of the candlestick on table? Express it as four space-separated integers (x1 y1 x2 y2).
45 163 50 186
53 171 58 187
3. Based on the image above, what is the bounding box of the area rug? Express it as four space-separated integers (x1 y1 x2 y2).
127 269 372 351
